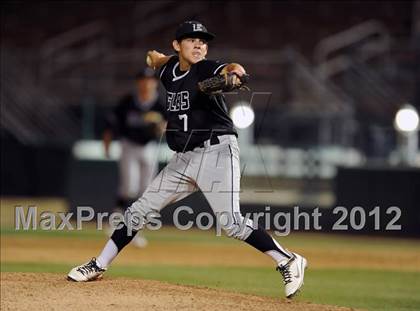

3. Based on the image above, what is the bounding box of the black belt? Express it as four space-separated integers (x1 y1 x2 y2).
178 135 222 153
198 135 220 148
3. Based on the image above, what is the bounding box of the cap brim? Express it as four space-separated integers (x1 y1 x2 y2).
177 31 215 42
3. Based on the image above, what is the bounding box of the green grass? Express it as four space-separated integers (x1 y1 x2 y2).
2 261 419 311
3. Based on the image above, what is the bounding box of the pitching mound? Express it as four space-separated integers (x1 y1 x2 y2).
1 273 354 311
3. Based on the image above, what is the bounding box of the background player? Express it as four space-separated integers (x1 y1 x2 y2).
68 20 307 299
103 68 166 247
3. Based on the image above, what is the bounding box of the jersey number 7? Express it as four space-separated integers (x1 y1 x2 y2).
178 114 188 132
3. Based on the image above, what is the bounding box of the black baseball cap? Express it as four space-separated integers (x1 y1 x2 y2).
135 67 156 80
175 21 215 42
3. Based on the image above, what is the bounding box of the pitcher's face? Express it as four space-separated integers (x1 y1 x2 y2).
173 37 208 66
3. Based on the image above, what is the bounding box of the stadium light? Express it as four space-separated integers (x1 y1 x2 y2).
393 103 419 166
230 103 255 129
394 104 419 133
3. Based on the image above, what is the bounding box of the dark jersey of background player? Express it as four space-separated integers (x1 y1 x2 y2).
105 93 166 145
159 55 237 152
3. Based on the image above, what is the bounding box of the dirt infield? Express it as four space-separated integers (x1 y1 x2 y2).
1 273 354 311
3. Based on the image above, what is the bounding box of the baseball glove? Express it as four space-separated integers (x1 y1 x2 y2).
198 73 250 95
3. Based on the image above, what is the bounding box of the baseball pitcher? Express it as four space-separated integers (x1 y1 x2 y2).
68 21 307 299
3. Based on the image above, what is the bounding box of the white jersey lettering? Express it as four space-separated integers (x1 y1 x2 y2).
167 91 190 111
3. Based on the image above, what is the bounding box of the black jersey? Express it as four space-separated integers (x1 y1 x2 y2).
159 55 237 152
105 94 166 145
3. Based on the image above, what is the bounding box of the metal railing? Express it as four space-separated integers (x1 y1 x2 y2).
314 20 391 79
313 19 415 160
1 50 80 144
40 20 110 78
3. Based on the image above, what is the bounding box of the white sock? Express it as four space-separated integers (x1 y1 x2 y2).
96 239 118 268
265 250 290 266
265 238 293 266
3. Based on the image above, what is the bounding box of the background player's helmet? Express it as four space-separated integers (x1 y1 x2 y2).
175 21 215 42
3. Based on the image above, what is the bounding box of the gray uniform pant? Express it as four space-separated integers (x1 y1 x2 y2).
126 134 254 240
118 139 158 200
